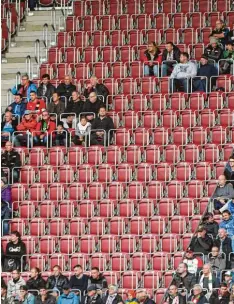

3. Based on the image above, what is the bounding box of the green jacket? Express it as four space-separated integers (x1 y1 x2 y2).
223 50 234 62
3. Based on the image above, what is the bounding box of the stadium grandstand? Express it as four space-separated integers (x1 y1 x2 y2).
1 0 234 303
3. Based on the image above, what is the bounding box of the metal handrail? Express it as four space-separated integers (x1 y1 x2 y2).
25 55 31 79
15 71 21 87
43 23 49 47
34 39 40 63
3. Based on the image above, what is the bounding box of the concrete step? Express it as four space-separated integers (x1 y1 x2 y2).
3 57 37 64
1 74 18 80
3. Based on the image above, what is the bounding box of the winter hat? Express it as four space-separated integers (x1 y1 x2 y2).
201 54 208 60
127 290 136 298
87 285 97 292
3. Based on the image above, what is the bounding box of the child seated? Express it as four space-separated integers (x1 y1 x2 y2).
74 116 91 145
55 123 68 146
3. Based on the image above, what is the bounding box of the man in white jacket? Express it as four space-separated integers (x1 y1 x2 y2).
7 269 26 300
170 52 197 93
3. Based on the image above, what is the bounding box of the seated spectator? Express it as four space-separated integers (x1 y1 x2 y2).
11 74 37 102
162 42 181 76
84 76 109 103
103 285 123 304
1 177 12 235
37 74 56 102
223 271 233 290
61 114 76 129
218 282 231 303
74 116 91 146
6 94 26 118
26 267 46 295
170 52 197 93
90 107 114 146
214 228 233 269
1 284 13 304
227 26 234 44
137 290 156 304
57 284 79 304
35 286 57 304
1 177 11 206
7 269 26 299
198 264 219 297
141 42 162 77
1 141 21 182
55 123 68 147
220 42 234 75
33 111 56 147
188 284 208 304
26 92 46 115
47 92 65 118
46 265 69 293
13 111 37 148
3 231 26 272
125 290 138 304
224 155 234 187
208 246 226 275
211 175 234 211
210 20 229 48
203 212 219 238
65 91 84 117
19 286 35 304
219 197 234 215
182 249 199 274
171 263 196 292
51 288 60 302
219 210 234 250
82 92 105 120
69 265 88 294
56 75 76 101
189 226 213 259
1 112 17 143
193 55 218 92
204 37 223 65
87 267 108 291
163 285 186 304
84 285 103 304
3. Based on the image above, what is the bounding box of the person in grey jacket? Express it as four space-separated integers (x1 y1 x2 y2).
211 175 234 211
7 269 26 299
208 246 226 273
47 92 65 118
170 52 197 93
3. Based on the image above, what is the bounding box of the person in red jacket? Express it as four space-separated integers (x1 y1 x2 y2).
13 111 37 147
26 91 46 115
33 110 56 146
142 42 162 77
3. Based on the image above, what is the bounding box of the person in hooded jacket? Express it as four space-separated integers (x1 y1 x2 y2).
35 286 57 304
7 269 26 299
57 285 79 304
188 284 208 304
26 268 46 295
46 265 69 293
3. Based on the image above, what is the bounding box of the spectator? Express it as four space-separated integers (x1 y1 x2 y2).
84 76 109 103
141 42 162 77
26 92 46 115
187 284 208 304
214 228 233 269
137 290 155 304
170 52 197 93
219 197 234 215
189 226 213 259
220 42 234 75
51 288 60 302
33 111 56 147
1 199 11 235
103 285 123 304
61 114 76 129
193 54 218 92
19 286 35 304
90 107 114 146
82 92 105 120
164 285 186 304
1 141 21 182
203 212 219 238
125 290 138 304
57 285 79 304
224 156 234 187
56 75 76 101
162 42 181 76
1 285 13 304
11 74 37 102
182 249 199 274
6 94 26 118
87 267 108 291
7 269 26 299
65 91 84 118
210 20 229 48
26 268 46 295
35 286 57 304
171 263 196 292
74 116 91 146
218 282 231 303
69 265 88 294
1 177 11 205
227 26 234 44
46 265 69 293
47 92 65 117
1 112 17 143
211 175 234 212
223 271 233 289
37 74 56 102
13 111 37 148
204 37 223 64
55 123 68 147
84 285 103 304
198 264 219 296
219 210 234 249
208 246 226 274
3 231 26 272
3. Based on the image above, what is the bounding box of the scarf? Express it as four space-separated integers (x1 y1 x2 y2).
199 273 213 291
106 294 117 304
190 295 200 303
170 295 179 304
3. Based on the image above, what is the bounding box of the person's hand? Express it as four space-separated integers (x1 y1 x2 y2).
7 106 12 111
149 62 153 66
79 136 83 141
40 134 45 139
80 95 86 101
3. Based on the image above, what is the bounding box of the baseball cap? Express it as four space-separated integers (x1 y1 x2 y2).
87 285 97 292
224 271 232 276
62 284 70 290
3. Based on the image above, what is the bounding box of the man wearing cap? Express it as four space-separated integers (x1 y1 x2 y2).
223 271 233 289
103 285 123 304
13 111 37 148
84 285 103 304
204 37 223 65
57 284 79 304
193 54 218 92
220 41 234 74
189 226 213 260
19 286 35 304
182 250 199 274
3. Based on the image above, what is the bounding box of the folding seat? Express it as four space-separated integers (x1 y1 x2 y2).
102 272 119 285
187 180 204 199
140 234 159 253
215 74 232 92
118 199 135 218
188 43 205 61
100 235 118 253
8 219 26 236
120 235 138 253
76 200 93 219
116 164 133 183
108 182 124 200
88 182 105 200
21 236 37 255
175 162 192 182
48 183 65 201
18 201 36 219
172 127 188 146
106 146 122 165
157 198 174 217
177 198 194 216
152 252 169 271
29 184 46 201
148 93 166 112
110 253 129 271
155 163 171 182
167 13 186 29
74 63 88 80
38 236 57 254
218 109 233 128
105 30 123 47
151 128 169 146
68 183 85 200
143 29 159 44
124 30 141 46
66 16 77 33
67 147 83 166
107 62 125 79
132 253 150 271
169 92 186 111
136 163 153 183
117 78 135 95
207 180 218 197
27 254 47 271
98 46 115 63
49 218 67 236
161 110 177 129
197 109 215 128
58 200 75 218
145 145 160 164
199 27 212 45
38 165 55 184
86 146 103 165
48 147 65 167
29 218 47 236
160 0 176 13
141 112 157 130
89 62 106 79
163 145 179 164
186 12 202 29
155 289 167 304
104 0 122 15
90 253 108 271
178 28 196 44
89 217 106 236
11 183 25 203
109 217 127 235
76 164 93 184
149 216 165 234
210 126 227 145
167 181 184 199
47 47 60 64
190 215 202 233
208 92 224 110
114 14 131 31
86 0 102 15
136 77 157 95
38 200 56 219
147 181 163 200
203 144 219 163
197 197 209 215
95 15 112 31
134 128 150 147
129 217 146 235
161 234 179 253
195 162 211 181
122 272 139 289
96 164 113 184
170 216 187 234
115 46 131 63
103 78 116 95
19 166 36 185
58 165 74 184
127 62 143 78
133 14 150 30
69 217 86 237
128 182 144 200
70 253 88 271
222 144 234 161
160 28 176 44
179 110 197 128
88 31 105 47
189 127 207 145
79 235 97 254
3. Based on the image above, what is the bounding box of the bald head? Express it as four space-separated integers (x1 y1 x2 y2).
64 75 72 85
90 76 98 87
218 175 226 187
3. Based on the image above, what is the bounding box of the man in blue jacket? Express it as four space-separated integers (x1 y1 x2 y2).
219 210 234 251
6 94 26 118
57 285 79 304
11 75 37 102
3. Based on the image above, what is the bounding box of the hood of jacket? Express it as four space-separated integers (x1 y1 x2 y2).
60 292 76 299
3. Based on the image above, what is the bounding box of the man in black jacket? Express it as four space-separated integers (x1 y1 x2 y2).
204 37 223 64
164 285 186 304
69 265 88 295
162 42 181 76
35 286 57 304
37 74 56 103
83 93 105 121
103 285 123 304
46 265 69 293
171 263 196 292
189 226 213 259
224 155 234 187
56 75 76 101
26 267 46 295
214 228 233 269
65 91 84 117
1 141 21 182
84 285 103 304
84 76 109 103
90 107 114 146
87 268 108 291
